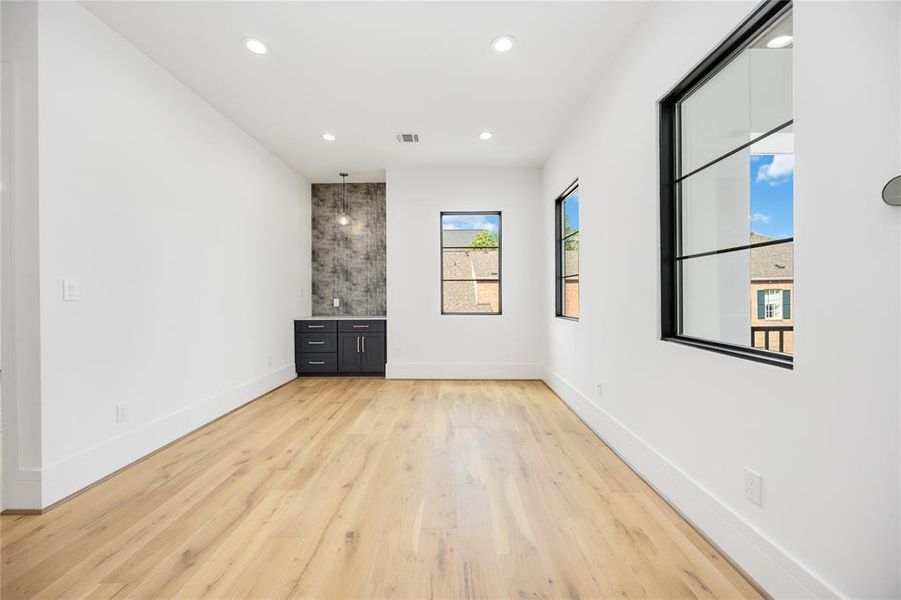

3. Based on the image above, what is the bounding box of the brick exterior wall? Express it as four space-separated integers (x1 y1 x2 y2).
563 279 579 318
476 281 500 313
750 280 794 354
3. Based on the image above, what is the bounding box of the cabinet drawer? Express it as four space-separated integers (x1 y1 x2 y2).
338 320 385 332
296 353 337 374
295 320 337 333
298 333 337 354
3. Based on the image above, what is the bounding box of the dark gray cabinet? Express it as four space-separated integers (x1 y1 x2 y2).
296 354 338 373
360 333 385 373
295 319 386 376
299 333 337 354
338 333 363 372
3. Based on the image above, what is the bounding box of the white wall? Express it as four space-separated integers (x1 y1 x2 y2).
541 2 899 599
2 1 312 509
385 167 544 379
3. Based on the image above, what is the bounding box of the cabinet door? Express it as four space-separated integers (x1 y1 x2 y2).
360 333 386 373
338 333 362 373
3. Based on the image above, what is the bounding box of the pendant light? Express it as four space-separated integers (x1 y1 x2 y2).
338 172 350 225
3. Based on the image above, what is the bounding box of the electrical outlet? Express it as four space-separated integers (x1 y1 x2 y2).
267 354 272 368
596 382 603 397
116 403 129 424
744 467 762 506
333 298 340 308
62 278 79 301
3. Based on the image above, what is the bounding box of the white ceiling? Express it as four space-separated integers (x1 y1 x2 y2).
84 1 648 183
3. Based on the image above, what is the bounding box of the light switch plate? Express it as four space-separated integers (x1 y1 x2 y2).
333 298 340 307
63 278 79 301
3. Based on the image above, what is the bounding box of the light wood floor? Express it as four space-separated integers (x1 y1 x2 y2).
1 378 763 599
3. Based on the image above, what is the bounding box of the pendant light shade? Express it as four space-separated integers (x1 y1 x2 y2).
338 172 350 225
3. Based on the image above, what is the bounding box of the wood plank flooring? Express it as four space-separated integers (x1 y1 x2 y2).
1 378 763 599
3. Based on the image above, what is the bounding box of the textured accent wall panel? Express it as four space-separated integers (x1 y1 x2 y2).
311 183 386 316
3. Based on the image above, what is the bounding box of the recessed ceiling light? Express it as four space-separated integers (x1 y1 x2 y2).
243 38 268 55
479 132 493 140
322 133 336 142
491 36 515 53
766 35 793 49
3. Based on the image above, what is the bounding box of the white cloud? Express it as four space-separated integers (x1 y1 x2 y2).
442 215 498 232
756 154 794 185
751 212 771 223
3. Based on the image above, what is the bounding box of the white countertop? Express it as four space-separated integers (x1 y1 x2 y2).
301 316 387 320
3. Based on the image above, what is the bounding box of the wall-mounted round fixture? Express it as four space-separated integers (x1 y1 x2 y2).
882 175 901 206
766 35 793 49
322 133 336 142
338 172 351 225
479 131 493 140
491 35 515 53
243 38 268 55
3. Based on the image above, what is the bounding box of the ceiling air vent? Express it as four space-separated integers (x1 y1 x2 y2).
394 133 420 143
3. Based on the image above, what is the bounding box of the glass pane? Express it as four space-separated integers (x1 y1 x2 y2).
442 214 500 248
563 191 579 237
563 233 579 276
442 249 499 280
680 12 792 174
680 241 793 354
680 250 751 347
680 129 793 257
563 277 579 318
443 280 500 314
749 135 794 240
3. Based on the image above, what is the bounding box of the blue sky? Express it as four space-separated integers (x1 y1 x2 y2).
750 154 794 239
564 190 579 233
442 214 499 232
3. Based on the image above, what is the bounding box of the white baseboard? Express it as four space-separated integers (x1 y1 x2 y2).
386 361 543 380
2 468 42 511
37 365 296 509
542 368 841 600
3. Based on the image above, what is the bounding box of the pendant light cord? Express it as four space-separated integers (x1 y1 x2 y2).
340 172 348 215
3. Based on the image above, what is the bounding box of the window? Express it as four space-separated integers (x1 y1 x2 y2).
441 212 501 314
659 1 793 368
555 181 579 319
763 289 782 320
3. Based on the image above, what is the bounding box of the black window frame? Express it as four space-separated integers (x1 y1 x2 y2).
659 0 793 369
555 179 580 321
440 211 502 316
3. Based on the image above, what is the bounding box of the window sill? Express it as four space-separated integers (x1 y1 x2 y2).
662 336 793 370
555 315 579 323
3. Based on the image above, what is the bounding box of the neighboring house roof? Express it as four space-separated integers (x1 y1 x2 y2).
751 232 793 280
442 278 496 312
443 249 498 279
442 241 499 312
443 229 483 247
564 249 579 276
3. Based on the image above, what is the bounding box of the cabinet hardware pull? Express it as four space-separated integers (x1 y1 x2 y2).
357 336 361 353
362 336 366 352
308 361 326 365
352 325 369 328
308 341 325 345
307 325 325 328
